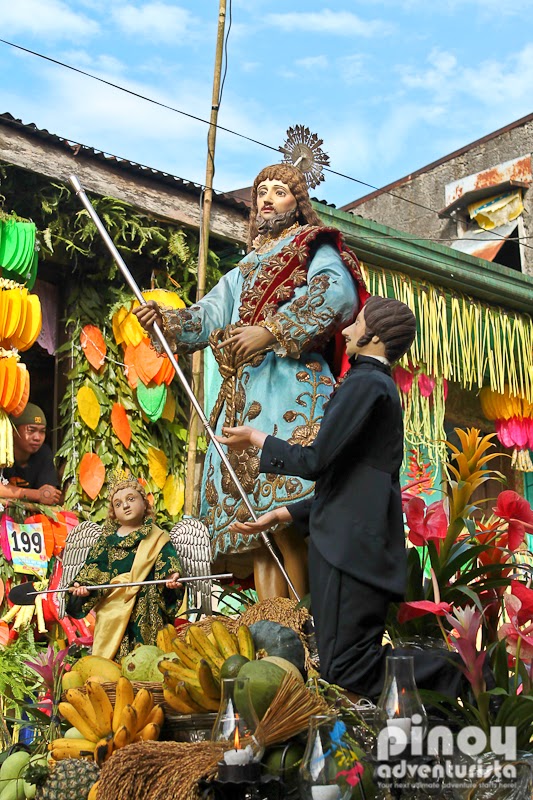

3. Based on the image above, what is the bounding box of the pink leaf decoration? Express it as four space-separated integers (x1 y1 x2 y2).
418 373 436 397
507 417 528 448
392 365 414 394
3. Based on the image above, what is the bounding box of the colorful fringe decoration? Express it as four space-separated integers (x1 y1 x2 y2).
360 264 533 403
360 262 533 472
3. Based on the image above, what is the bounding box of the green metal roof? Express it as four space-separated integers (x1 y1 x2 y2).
314 202 533 316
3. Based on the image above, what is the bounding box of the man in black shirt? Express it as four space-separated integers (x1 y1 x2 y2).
0 403 62 505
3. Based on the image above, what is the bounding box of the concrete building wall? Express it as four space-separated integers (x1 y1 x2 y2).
346 117 533 276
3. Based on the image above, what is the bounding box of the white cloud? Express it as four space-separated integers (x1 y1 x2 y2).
1 0 99 39
266 9 391 38
111 3 197 44
295 56 329 70
337 54 368 85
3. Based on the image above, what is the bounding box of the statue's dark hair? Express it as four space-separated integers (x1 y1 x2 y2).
357 296 417 362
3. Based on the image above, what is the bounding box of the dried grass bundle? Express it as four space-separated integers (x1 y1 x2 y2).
254 673 329 747
97 740 226 800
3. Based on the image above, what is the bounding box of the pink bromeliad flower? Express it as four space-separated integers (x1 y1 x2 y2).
445 606 486 697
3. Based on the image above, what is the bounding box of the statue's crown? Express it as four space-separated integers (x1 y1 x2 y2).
107 467 140 497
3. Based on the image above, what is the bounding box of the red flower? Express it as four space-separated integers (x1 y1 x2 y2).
397 600 452 624
337 762 364 787
404 497 448 549
493 490 533 551
498 594 533 662
510 580 533 626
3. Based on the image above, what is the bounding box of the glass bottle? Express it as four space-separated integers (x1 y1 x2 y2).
374 654 428 759
211 677 264 763
299 714 358 800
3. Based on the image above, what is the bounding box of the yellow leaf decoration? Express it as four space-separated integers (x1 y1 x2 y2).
163 474 185 516
147 446 168 489
161 390 176 422
77 385 101 430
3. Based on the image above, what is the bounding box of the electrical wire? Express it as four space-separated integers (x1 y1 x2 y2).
1 36 533 255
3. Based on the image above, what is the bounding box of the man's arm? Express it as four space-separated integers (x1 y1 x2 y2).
219 374 385 482
0 482 61 505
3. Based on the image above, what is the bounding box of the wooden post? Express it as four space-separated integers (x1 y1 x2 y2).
184 0 227 516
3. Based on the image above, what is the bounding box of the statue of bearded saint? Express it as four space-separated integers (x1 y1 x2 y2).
134 163 367 602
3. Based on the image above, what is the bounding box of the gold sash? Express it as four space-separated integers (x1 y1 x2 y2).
91 524 170 660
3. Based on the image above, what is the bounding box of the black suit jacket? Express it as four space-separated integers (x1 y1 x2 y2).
260 355 407 599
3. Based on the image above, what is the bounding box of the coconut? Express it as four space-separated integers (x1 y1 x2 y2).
147 652 180 683
121 645 164 681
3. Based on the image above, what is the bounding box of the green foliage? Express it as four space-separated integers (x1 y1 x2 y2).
0 629 39 709
56 283 189 523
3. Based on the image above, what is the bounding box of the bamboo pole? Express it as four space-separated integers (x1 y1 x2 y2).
184 0 227 516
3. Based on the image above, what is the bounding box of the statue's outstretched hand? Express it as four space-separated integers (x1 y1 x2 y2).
229 506 292 535
216 426 268 450
133 300 163 332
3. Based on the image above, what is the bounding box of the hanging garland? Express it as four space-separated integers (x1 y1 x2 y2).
360 262 533 402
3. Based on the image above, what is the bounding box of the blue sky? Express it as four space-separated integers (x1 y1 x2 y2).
1 1 532 207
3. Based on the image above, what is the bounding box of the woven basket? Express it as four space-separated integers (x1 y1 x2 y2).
99 682 218 737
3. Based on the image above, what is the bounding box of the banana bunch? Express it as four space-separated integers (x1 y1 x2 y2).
52 677 164 765
0 582 47 633
0 408 14 468
160 620 255 714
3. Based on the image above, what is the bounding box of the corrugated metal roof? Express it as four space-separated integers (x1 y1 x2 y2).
0 111 249 214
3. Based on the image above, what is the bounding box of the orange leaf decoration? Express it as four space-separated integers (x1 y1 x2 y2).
0 578 4 606
79 452 105 500
0 621 9 648
111 403 132 449
123 345 138 389
80 325 107 370
133 338 165 386
154 354 176 386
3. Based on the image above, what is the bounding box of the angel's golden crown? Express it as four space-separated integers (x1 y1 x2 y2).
107 467 140 497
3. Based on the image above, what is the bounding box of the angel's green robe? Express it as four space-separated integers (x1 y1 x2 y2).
66 520 183 660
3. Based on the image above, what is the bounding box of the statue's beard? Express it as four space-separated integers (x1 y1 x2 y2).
255 208 298 238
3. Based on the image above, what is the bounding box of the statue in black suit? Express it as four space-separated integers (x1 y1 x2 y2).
218 296 462 700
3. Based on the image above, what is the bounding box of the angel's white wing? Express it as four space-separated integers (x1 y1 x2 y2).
168 517 212 615
57 521 103 617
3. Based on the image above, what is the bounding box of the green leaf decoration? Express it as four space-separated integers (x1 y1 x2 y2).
136 382 167 422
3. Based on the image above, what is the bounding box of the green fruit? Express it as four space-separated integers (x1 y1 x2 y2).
147 652 179 683
249 621 305 672
22 757 47 800
234 659 286 722
262 742 305 780
261 656 304 682
220 654 249 681
0 779 25 800
0 752 31 783
64 728 85 740
121 645 164 681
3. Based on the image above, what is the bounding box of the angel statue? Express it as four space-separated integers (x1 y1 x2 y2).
61 470 211 661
